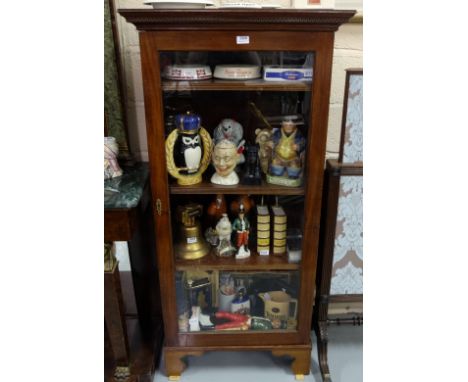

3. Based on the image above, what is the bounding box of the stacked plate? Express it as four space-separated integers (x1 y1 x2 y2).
143 0 214 8
163 65 213 80
219 2 261 8
213 65 261 80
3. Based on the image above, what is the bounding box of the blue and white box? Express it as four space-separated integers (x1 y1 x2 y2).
263 66 313 82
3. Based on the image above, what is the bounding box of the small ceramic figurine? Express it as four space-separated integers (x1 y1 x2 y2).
229 194 254 216
218 273 236 311
215 214 236 257
189 306 201 332
213 118 245 163
255 128 273 174
104 137 123 180
205 194 227 246
267 119 306 187
241 144 262 185
165 112 212 185
230 287 250 315
206 194 227 227
178 312 189 332
232 204 250 259
210 139 240 185
204 228 218 247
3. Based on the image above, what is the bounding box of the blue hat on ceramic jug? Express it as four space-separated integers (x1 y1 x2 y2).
176 112 201 134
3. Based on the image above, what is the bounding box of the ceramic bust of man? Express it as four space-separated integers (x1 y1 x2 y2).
211 139 240 185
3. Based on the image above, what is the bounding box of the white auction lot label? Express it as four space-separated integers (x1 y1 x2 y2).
236 36 250 44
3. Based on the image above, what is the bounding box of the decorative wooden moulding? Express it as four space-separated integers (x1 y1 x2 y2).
118 9 357 32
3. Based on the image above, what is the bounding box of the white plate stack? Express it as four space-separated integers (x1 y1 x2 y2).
144 0 215 9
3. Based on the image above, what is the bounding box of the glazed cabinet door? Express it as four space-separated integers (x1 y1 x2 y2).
139 30 334 347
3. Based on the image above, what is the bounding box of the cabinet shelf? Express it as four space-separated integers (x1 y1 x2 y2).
175 251 299 271
162 79 312 92
180 329 297 335
170 179 305 195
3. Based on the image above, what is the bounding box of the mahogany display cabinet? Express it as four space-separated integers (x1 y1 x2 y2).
119 8 355 380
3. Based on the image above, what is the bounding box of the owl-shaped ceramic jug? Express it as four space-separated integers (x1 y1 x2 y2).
165 112 212 185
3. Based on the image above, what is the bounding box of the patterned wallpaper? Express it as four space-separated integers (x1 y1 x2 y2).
330 175 363 295
105 0 129 154
342 73 363 164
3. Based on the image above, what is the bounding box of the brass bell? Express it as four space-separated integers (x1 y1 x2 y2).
175 203 210 260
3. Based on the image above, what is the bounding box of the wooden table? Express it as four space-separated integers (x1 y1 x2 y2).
104 162 163 381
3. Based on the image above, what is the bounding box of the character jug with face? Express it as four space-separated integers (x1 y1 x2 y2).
267 119 306 187
165 112 212 186
211 139 240 185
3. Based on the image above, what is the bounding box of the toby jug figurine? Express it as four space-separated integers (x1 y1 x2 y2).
266 119 305 187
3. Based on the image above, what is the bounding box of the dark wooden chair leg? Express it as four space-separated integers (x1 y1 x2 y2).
105 262 131 379
317 321 332 382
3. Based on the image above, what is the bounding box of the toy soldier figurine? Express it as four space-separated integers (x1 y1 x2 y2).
232 204 251 259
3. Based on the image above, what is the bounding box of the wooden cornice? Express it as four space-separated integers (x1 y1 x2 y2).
118 9 356 32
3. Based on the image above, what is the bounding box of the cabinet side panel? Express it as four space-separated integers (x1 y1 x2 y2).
139 32 178 344
298 31 335 339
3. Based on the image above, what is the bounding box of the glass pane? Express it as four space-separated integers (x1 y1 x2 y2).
176 270 300 333
161 50 313 334
160 51 314 140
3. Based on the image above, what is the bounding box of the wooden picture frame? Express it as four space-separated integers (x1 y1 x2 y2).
314 159 363 382
338 68 363 164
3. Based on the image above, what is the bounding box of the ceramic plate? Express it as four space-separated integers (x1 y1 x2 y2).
219 2 261 8
163 65 212 80
213 65 261 80
144 0 214 8
261 4 282 8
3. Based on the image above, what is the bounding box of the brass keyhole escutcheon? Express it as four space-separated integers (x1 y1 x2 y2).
155 198 162 216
